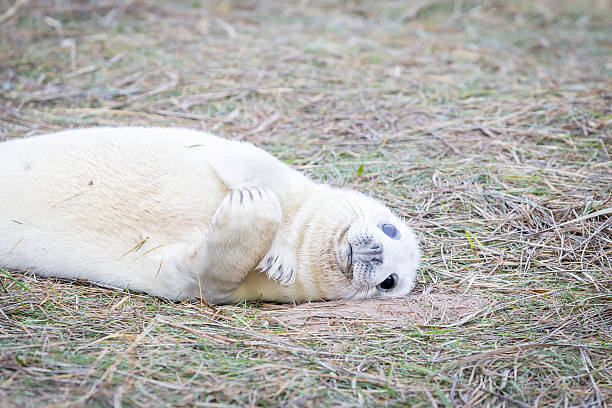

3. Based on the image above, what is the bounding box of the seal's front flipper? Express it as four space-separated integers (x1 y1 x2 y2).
257 236 297 286
189 186 282 298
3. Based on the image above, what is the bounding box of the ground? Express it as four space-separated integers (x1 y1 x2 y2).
0 0 611 407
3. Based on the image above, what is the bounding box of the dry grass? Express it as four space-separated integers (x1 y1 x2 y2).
1 0 611 406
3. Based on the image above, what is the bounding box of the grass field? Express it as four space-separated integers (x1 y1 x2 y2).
1 0 611 406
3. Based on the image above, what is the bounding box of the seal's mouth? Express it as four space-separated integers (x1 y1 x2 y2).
338 223 353 281
347 243 353 271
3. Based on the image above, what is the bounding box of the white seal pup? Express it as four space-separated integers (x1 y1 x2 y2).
0 127 420 303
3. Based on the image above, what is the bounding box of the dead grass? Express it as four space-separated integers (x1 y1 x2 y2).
1 0 611 407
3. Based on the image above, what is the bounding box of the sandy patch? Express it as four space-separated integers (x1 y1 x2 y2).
257 289 491 330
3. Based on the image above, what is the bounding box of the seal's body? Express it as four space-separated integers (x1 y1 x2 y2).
0 127 420 303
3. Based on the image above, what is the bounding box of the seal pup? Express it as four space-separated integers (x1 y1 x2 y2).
0 127 420 303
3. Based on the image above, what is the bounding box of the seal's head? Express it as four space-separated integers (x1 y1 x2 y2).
309 189 421 301
231 185 421 303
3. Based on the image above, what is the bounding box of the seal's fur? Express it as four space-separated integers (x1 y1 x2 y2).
0 127 420 303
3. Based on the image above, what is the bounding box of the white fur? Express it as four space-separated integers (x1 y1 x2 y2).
0 127 420 303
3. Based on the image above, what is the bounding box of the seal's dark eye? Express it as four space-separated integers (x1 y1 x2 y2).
381 223 399 239
376 273 398 291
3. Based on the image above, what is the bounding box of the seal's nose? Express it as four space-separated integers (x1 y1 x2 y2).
353 240 383 265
